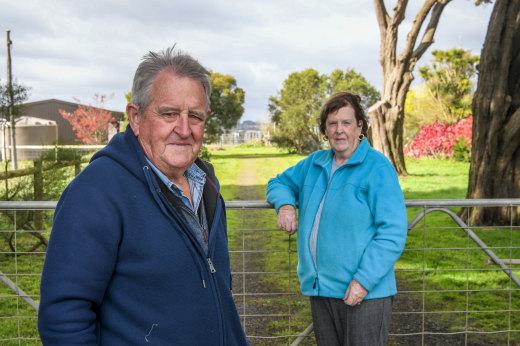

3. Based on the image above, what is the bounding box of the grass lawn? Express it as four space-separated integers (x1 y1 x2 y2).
0 146 518 344
399 158 519 344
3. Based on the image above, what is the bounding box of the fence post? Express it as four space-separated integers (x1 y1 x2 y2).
75 160 81 176
33 160 43 230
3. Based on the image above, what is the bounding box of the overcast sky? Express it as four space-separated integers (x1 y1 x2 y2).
1 0 493 122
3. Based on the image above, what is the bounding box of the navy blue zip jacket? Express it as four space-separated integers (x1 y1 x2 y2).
38 127 248 345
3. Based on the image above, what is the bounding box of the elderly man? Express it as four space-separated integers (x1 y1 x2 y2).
38 47 248 345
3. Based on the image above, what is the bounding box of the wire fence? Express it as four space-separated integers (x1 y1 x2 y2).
0 199 519 345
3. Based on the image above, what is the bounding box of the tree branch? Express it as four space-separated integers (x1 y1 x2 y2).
399 0 436 61
412 0 452 60
374 0 389 37
391 0 409 28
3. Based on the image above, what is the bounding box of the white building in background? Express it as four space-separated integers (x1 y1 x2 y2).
244 130 262 143
1 116 58 161
219 121 268 145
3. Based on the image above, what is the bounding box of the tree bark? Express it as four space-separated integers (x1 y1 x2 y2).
370 0 451 175
464 0 520 225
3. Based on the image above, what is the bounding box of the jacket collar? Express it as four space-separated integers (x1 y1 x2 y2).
314 138 370 168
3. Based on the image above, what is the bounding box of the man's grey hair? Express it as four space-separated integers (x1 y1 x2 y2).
131 45 211 113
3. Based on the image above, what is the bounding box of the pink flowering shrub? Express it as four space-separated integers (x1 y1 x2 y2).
405 116 472 159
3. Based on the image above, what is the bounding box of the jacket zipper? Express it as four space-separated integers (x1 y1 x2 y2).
179 204 216 277
180 203 209 242
152 174 225 344
155 185 215 288
207 257 217 273
180 202 224 344
311 162 340 292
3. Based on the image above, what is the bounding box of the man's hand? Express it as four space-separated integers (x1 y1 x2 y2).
343 279 368 306
277 205 297 234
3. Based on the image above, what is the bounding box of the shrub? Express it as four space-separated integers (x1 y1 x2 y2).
405 116 472 159
198 145 212 162
452 137 471 162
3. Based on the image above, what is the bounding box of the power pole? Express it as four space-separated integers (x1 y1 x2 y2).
6 30 18 169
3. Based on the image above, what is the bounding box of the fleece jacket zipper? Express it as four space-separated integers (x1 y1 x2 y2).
178 203 216 276
145 165 227 345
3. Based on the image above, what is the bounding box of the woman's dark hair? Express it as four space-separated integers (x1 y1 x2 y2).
318 92 368 137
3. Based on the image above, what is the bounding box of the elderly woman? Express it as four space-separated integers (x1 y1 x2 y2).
266 92 407 345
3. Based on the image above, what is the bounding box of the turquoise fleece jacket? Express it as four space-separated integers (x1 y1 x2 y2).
266 139 407 300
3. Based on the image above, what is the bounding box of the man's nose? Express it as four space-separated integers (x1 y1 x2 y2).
174 114 191 138
336 123 344 133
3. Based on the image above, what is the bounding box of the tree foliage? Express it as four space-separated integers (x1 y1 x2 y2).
0 80 31 168
59 94 115 145
119 91 131 132
204 71 245 144
269 69 325 154
0 80 30 119
404 84 440 139
419 48 479 123
327 69 381 110
269 68 379 154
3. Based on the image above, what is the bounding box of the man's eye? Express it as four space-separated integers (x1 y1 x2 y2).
189 114 204 122
161 112 179 120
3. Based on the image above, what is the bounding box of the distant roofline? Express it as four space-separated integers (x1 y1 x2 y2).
22 98 124 115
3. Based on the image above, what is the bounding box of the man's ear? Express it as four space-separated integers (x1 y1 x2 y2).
127 103 141 136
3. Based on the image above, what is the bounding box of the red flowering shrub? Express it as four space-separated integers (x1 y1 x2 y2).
59 94 116 145
405 116 472 159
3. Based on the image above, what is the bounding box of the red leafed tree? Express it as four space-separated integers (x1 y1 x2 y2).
60 94 115 144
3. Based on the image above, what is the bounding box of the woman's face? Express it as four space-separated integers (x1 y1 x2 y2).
325 105 363 161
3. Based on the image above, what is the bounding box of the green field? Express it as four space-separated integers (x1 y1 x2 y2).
0 146 519 345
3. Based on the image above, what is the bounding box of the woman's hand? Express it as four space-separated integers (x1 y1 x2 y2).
277 205 297 234
343 279 368 306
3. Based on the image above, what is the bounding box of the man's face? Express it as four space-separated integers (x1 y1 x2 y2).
128 70 209 179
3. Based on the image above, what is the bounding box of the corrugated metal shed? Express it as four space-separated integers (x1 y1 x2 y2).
12 99 125 144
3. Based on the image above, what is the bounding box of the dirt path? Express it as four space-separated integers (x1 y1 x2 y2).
229 157 314 345
230 158 285 344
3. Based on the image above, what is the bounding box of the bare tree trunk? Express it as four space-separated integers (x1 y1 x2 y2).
464 0 520 225
369 100 407 174
370 0 451 175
